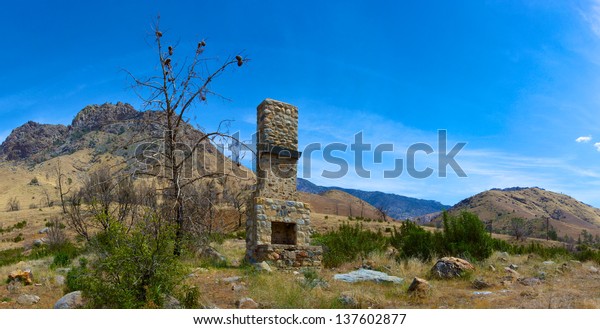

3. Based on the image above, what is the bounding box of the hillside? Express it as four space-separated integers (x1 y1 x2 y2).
434 187 600 241
297 178 449 219
298 190 384 220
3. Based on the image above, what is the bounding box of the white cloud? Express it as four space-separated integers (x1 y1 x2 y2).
581 0 600 38
594 142 600 151
576 135 592 143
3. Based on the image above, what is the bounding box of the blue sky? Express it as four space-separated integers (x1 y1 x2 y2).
2 0 600 207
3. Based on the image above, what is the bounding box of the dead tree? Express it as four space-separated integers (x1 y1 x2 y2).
56 159 72 214
126 17 247 255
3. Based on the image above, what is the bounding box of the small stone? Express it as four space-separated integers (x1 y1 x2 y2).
221 276 242 283
504 267 520 277
236 297 258 309
472 278 492 290
232 284 245 292
38 227 49 234
17 294 40 305
489 265 496 272
254 261 272 273
338 292 358 307
33 239 44 247
542 261 555 266
509 264 519 270
407 277 431 294
589 266 598 274
518 277 542 286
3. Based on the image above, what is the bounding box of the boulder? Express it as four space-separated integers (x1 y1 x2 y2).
231 283 245 292
430 257 474 279
200 246 227 264
254 261 272 273
17 294 40 305
38 227 49 234
236 297 258 309
8 269 33 285
509 264 519 270
54 291 85 309
333 268 404 284
504 267 520 277
33 239 44 247
589 266 598 274
407 277 431 294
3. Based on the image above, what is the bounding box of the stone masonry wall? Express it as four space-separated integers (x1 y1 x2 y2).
255 99 299 200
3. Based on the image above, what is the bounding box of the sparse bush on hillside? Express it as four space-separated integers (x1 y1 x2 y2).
312 222 388 267
29 177 39 186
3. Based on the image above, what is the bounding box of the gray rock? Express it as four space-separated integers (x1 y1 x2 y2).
163 295 181 309
54 275 65 285
231 283 245 292
221 276 242 283
200 246 227 264
33 239 44 247
17 294 40 305
54 291 84 309
542 261 555 266
472 278 492 290
236 297 258 309
338 292 358 307
333 268 403 284
254 261 272 273
518 277 542 286
509 264 519 270
38 227 49 234
589 266 598 274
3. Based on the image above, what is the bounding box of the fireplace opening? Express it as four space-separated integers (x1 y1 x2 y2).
271 222 296 245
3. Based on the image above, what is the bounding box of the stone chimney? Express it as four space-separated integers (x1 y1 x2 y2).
246 99 322 268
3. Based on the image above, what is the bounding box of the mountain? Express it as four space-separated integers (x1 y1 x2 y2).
297 178 450 219
435 187 600 240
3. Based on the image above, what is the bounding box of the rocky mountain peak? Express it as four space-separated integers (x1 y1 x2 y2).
71 102 138 131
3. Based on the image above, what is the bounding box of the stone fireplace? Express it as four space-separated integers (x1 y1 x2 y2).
245 99 322 268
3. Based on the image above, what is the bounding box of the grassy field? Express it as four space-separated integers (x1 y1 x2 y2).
1 205 599 309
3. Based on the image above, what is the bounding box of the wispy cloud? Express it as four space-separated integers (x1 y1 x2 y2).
580 0 600 38
576 135 592 143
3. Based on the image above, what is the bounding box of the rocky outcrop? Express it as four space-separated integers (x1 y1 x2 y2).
430 257 475 279
71 102 138 132
0 121 68 161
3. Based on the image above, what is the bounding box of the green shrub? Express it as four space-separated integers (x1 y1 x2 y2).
440 211 493 260
77 214 185 308
312 222 388 267
389 220 436 261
